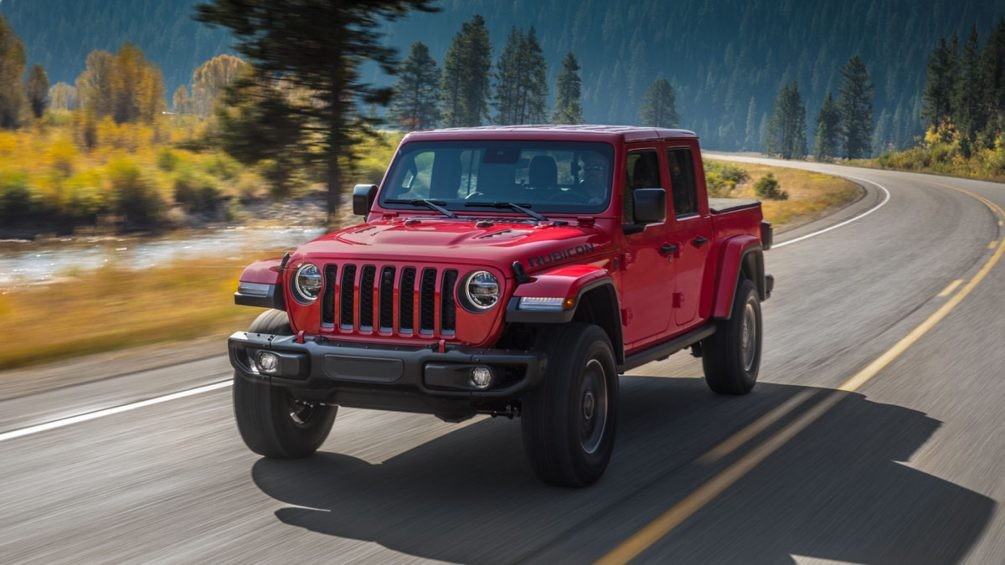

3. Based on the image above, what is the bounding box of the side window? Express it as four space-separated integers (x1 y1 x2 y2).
623 150 661 224
667 148 698 218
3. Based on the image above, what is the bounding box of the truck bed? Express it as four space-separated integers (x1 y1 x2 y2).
709 198 760 214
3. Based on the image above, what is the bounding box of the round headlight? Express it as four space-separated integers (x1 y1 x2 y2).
464 271 500 310
293 263 322 302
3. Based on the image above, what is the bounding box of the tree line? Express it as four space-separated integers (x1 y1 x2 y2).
389 15 681 131
921 20 1005 156
763 56 874 161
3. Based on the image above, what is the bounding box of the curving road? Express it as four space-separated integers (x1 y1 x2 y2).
1 158 1004 564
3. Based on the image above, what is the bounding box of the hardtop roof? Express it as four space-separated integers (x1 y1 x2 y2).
401 124 698 144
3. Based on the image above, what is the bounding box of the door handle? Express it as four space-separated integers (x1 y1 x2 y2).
660 243 679 256
692 236 709 248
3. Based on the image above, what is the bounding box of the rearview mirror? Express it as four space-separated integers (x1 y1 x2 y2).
352 184 377 216
633 188 666 224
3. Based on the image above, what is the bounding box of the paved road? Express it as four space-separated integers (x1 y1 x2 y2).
1 159 1003 564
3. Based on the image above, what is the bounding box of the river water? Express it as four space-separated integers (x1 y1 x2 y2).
0 227 326 290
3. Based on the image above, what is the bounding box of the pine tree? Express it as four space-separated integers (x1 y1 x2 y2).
552 52 583 124
742 97 757 151
494 27 523 125
984 20 1005 135
639 78 679 128
953 26 987 155
765 81 807 159
390 42 440 130
922 36 959 129
25 65 49 119
494 27 548 125
838 56 874 159
0 15 26 128
440 15 492 127
522 28 548 124
196 0 439 223
814 93 841 161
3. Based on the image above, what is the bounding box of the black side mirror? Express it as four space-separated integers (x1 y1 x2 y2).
633 188 666 224
352 184 377 216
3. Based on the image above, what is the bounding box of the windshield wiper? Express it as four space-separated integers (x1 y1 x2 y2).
384 198 456 218
464 201 548 222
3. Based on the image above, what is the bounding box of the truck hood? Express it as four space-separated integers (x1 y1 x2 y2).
294 217 613 272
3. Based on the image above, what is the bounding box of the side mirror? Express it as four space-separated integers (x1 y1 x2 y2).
632 188 666 224
352 184 377 216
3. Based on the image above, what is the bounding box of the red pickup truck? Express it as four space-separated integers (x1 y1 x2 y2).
229 126 773 486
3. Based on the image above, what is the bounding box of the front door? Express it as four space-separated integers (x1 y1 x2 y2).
666 146 712 329
620 148 674 348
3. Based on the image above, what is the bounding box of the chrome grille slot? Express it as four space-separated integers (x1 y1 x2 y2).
419 268 436 334
379 266 395 331
321 264 337 326
339 264 356 329
399 267 416 334
359 265 376 331
441 270 458 334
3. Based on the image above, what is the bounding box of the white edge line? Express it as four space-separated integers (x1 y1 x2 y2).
773 175 891 248
0 380 232 442
0 171 892 441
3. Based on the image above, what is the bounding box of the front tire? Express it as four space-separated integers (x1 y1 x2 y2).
233 309 337 458
521 323 619 487
702 279 762 394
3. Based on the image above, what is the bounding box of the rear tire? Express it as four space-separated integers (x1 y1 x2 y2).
233 309 337 458
702 279 762 395
521 323 619 487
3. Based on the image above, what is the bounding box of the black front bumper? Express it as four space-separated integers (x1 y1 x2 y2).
228 332 546 416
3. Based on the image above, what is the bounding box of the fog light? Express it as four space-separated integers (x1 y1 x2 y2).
255 351 280 375
470 366 494 389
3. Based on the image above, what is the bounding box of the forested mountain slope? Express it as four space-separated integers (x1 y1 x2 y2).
2 0 1002 150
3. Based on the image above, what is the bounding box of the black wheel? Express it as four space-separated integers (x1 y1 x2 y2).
521 323 619 487
702 279 762 395
233 309 337 458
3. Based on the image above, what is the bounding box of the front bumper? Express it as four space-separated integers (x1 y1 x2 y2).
228 332 546 413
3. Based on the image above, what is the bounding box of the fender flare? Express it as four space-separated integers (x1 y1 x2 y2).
504 264 624 362
505 264 614 324
712 236 765 319
234 257 287 310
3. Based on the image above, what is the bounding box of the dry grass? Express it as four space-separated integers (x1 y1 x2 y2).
704 159 862 231
0 255 266 370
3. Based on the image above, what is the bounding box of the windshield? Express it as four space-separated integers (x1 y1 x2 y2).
379 141 615 214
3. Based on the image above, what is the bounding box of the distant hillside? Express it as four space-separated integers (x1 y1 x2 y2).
3 0 1004 151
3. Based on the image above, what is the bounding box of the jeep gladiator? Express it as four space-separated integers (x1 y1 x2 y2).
229 126 773 486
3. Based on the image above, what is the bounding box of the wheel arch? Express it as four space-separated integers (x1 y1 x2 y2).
712 236 765 320
505 266 624 364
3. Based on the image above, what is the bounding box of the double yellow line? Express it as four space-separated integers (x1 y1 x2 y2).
598 183 1005 564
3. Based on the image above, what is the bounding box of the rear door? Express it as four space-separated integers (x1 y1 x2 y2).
666 145 713 329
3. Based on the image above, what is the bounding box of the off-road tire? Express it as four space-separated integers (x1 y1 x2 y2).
521 323 619 487
233 309 337 458
702 279 762 395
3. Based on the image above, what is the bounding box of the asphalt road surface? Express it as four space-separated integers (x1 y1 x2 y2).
1 158 1003 564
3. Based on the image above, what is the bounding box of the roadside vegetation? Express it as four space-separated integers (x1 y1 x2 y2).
0 254 266 369
705 159 861 229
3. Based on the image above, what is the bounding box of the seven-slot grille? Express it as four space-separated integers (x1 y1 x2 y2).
320 263 460 337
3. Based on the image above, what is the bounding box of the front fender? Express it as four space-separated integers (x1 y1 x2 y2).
234 258 286 310
712 235 763 319
505 264 612 323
